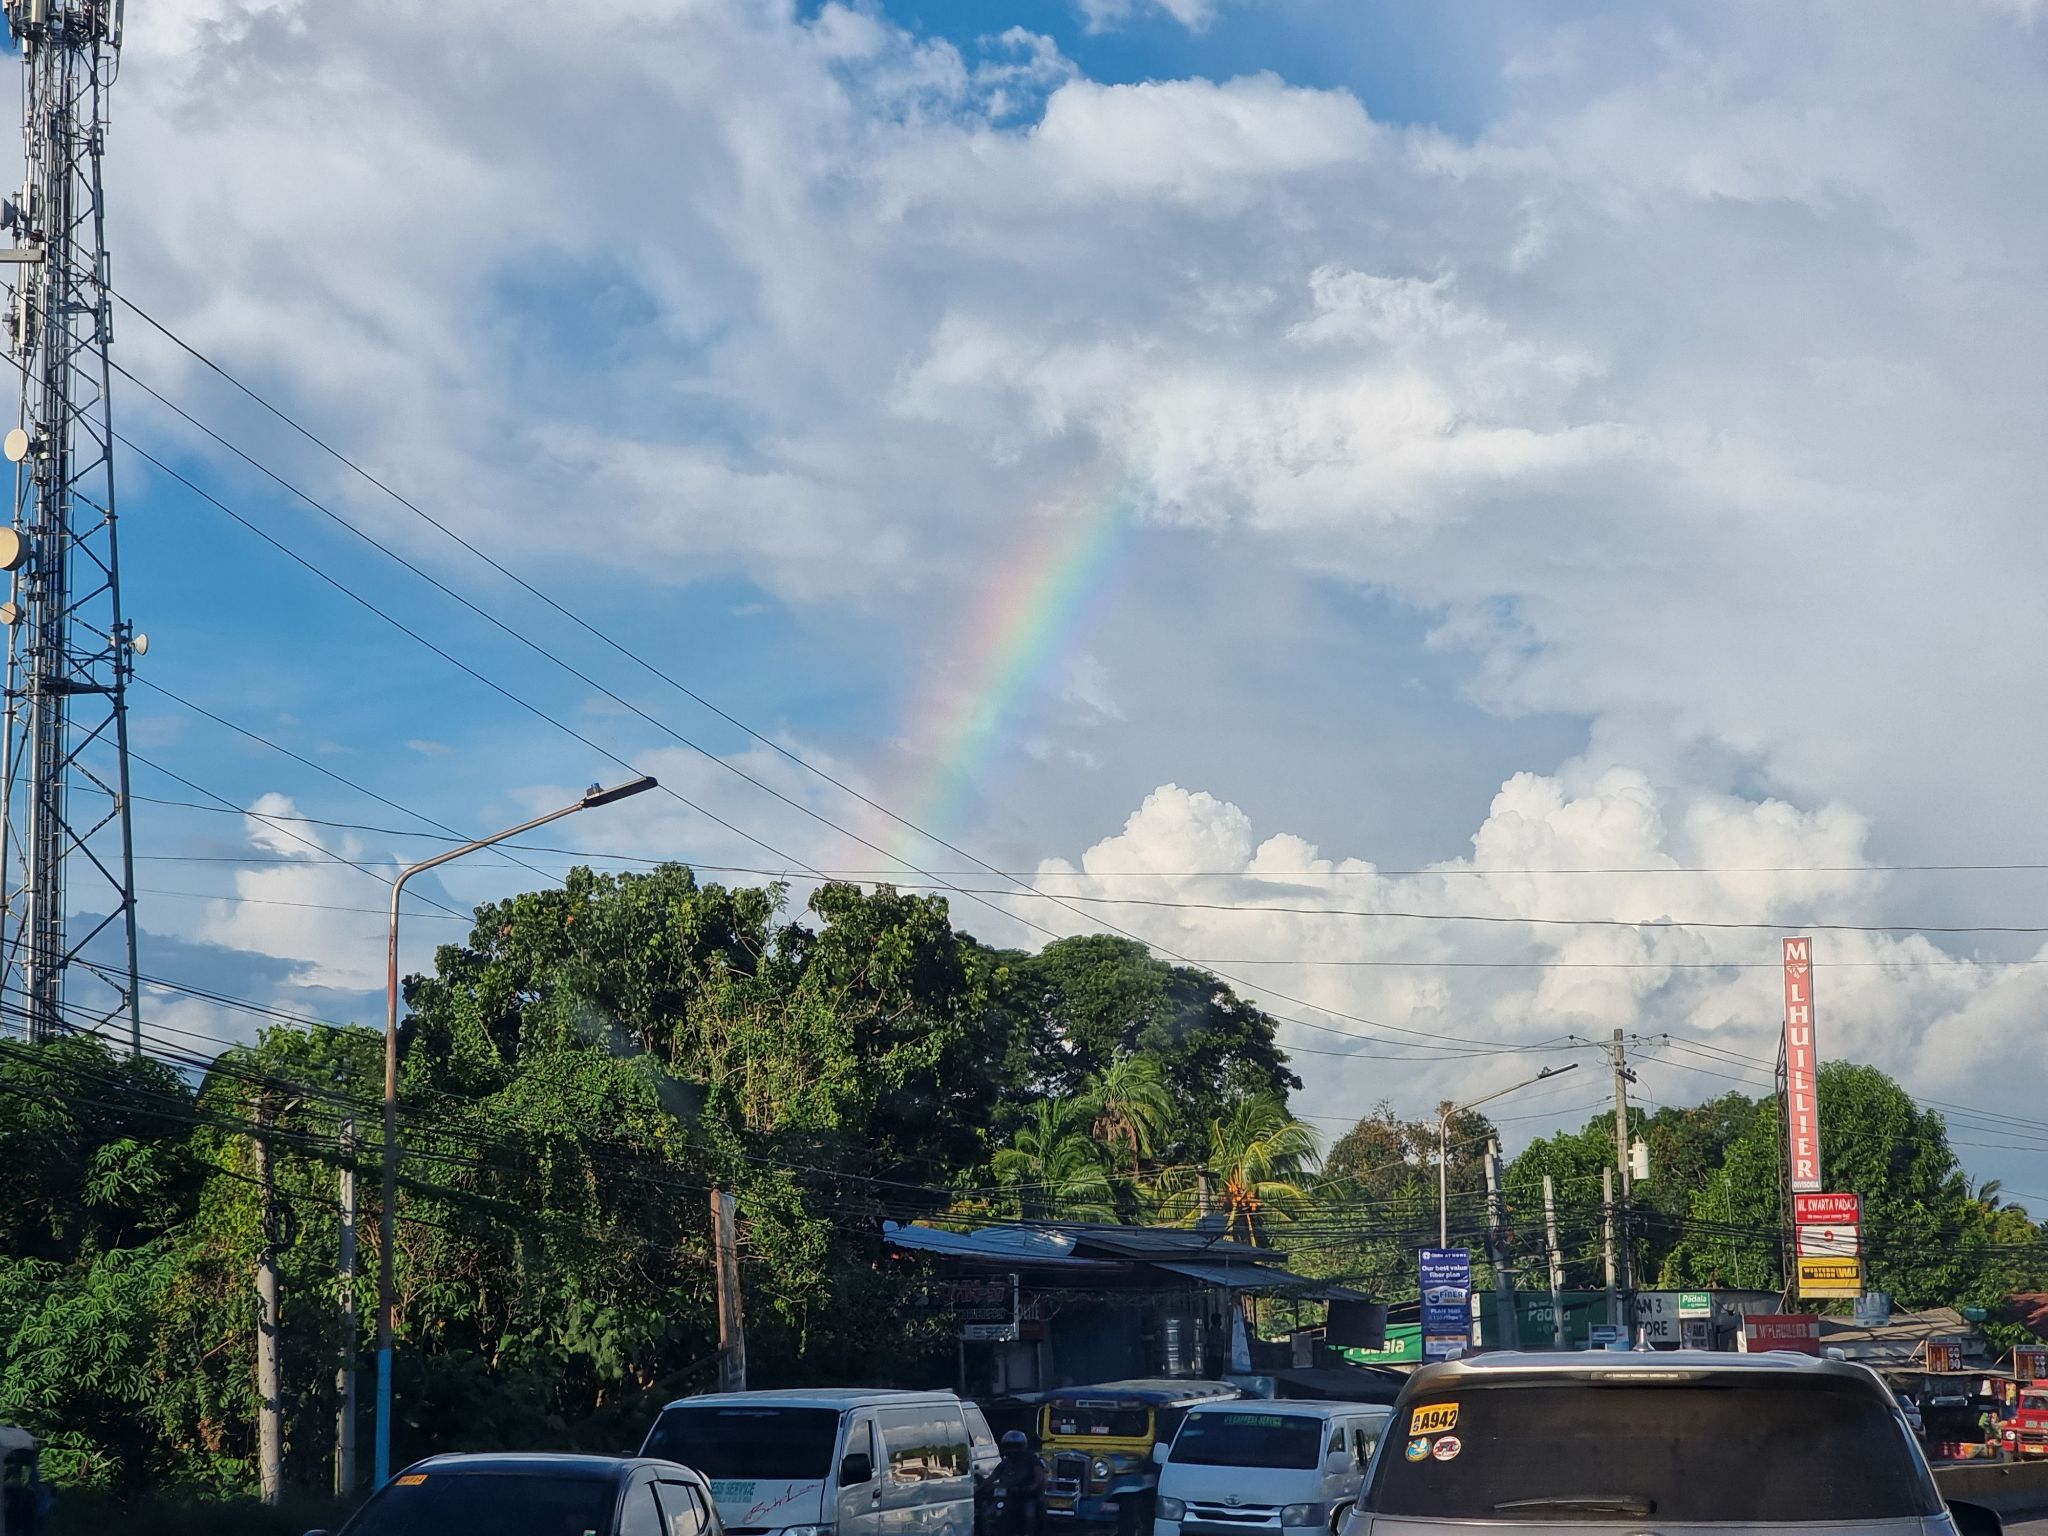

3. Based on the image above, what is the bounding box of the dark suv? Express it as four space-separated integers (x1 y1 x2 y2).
1343 1351 1999 1536
309 1452 722 1536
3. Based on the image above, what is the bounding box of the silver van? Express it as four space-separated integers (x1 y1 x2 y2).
1344 1352 2001 1536
1155 1400 1391 1536
643 1390 979 1536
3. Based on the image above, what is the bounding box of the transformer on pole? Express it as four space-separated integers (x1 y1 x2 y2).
0 0 141 1050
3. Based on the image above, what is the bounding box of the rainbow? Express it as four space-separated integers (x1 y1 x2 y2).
899 460 1133 845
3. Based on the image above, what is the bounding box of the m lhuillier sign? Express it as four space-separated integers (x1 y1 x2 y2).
1783 937 1822 1193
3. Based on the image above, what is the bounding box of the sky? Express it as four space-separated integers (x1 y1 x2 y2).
32 0 2048 1199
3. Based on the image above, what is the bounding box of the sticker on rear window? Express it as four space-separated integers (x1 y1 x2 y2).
1431 1435 1462 1462
396 1474 428 1486
1409 1404 1459 1436
1404 1438 1430 1462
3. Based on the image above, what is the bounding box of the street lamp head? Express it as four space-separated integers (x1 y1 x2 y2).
581 773 659 808
1536 1062 1582 1082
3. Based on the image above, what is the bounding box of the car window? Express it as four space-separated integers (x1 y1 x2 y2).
620 1482 668 1536
1048 1405 1149 1439
881 1406 970 1485
1367 1378 1942 1522
1326 1425 1345 1455
656 1480 709 1536
339 1470 618 1536
1170 1412 1323 1470
964 1404 997 1456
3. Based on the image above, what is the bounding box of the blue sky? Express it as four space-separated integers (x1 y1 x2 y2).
41 0 2048 1194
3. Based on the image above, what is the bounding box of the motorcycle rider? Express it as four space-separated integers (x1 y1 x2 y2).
992 1430 1047 1536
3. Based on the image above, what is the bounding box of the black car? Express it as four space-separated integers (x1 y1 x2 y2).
309 1452 722 1536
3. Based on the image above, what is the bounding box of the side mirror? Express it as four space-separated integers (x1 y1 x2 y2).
841 1452 874 1487
1152 1443 1169 1466
1329 1500 1356 1536
1949 1502 2003 1536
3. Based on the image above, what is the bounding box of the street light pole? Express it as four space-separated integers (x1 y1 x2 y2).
372 774 657 1487
1437 1063 1580 1250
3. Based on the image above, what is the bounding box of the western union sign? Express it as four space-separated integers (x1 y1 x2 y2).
1798 1255 1863 1299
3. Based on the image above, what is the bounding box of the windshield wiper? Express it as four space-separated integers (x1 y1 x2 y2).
1492 1496 1656 1516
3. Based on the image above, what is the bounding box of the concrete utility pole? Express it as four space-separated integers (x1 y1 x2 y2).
255 1097 282 1506
337 1116 357 1498
1609 1029 1636 1334
712 1188 747 1391
0 0 145 1049
1543 1174 1566 1350
1603 1165 1618 1328
1484 1139 1515 1350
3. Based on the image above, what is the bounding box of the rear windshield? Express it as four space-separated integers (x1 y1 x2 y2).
643 1405 842 1480
1048 1406 1150 1439
342 1470 614 1536
1367 1378 1941 1523
1171 1412 1324 1470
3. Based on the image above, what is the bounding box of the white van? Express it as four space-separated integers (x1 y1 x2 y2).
642 1389 982 1536
1153 1401 1391 1536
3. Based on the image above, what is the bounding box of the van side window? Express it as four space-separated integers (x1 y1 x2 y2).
1352 1426 1377 1466
1327 1426 1346 1455
882 1407 970 1484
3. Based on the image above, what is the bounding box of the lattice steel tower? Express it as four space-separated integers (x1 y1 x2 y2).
0 0 139 1049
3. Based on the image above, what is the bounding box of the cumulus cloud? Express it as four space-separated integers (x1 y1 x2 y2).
1035 776 2048 1155
106 1 2048 1159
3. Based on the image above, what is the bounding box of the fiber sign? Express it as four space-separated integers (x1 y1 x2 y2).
1783 937 1822 1193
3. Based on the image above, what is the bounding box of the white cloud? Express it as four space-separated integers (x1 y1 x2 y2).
106 1 2048 1150
176 793 444 992
1036 774 2048 1172
1074 0 1222 35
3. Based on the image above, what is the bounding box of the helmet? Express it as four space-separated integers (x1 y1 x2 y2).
1001 1431 1030 1450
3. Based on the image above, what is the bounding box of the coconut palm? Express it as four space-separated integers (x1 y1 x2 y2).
1158 1093 1320 1245
1084 1054 1174 1162
993 1096 1117 1221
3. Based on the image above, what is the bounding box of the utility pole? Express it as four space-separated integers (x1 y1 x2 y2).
1609 1029 1636 1337
0 0 144 1050
1603 1165 1618 1328
336 1116 357 1498
712 1189 747 1392
255 1096 282 1507
1543 1174 1566 1350
1484 1139 1515 1350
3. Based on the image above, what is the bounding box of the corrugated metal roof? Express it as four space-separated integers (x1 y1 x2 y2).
880 1221 1120 1268
1061 1225 1274 1261
1153 1259 1371 1300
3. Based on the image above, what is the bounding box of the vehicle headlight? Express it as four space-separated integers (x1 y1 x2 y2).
1092 1459 1111 1480
782 1525 836 1536
1281 1504 1328 1527
1157 1498 1185 1521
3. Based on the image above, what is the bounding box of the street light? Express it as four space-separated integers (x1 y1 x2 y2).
1438 1062 1580 1247
372 774 658 1486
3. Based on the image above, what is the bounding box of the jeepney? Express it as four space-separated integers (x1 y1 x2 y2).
2002 1380 2048 1460
1039 1381 1240 1535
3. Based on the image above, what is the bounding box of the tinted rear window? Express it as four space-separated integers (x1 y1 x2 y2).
1171 1412 1324 1470
342 1470 614 1535
1367 1378 1940 1522
643 1405 842 1480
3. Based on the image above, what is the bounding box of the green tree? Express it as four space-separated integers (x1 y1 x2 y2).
992 1098 1117 1220
1161 1094 1320 1245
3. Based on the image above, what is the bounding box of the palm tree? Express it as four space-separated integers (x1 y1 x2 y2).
994 1096 1118 1221
1158 1093 1320 1245
1084 1055 1174 1163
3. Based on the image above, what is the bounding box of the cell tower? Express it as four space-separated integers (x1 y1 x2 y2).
0 0 140 1049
